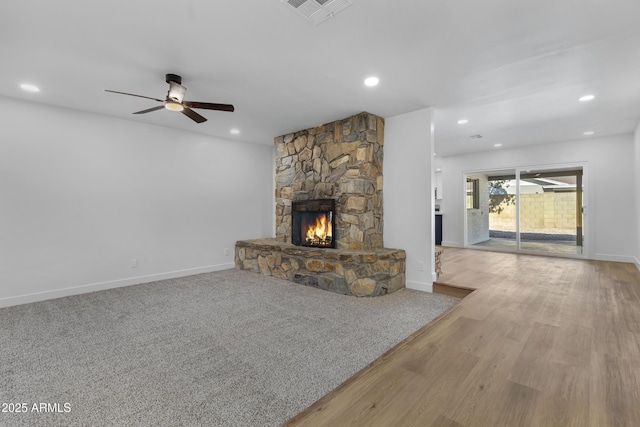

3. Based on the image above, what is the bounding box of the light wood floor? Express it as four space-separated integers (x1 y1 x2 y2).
285 247 640 426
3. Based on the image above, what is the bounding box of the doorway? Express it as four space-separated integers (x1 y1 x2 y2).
465 165 585 256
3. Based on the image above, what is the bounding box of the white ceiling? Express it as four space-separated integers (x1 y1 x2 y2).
3 0 640 157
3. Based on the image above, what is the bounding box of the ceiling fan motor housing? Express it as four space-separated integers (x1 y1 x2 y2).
166 74 182 85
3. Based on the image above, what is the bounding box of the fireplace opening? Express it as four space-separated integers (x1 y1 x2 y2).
292 199 336 248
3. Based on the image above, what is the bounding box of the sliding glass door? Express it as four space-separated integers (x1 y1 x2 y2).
518 167 583 255
466 165 585 256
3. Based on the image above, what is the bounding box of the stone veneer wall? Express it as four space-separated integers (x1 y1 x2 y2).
275 112 384 250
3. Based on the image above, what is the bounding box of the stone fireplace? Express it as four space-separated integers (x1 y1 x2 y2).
235 112 405 297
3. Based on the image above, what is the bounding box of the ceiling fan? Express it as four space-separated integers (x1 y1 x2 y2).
105 74 234 123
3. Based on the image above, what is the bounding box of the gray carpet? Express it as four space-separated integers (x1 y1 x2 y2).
0 269 458 427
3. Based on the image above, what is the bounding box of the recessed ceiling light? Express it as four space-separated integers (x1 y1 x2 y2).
364 76 379 87
435 168 442 172
20 83 40 93
578 94 595 102
494 143 503 148
457 119 468 125
230 129 240 135
583 131 594 136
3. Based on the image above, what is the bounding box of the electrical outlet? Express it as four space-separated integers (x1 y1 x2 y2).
224 248 229 256
131 258 138 268
418 261 425 271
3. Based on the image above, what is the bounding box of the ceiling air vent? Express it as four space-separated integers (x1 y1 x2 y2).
468 134 483 140
282 0 353 25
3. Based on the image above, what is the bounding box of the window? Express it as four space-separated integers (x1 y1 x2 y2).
466 178 479 209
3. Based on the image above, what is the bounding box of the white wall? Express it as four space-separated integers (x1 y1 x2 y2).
635 123 640 270
384 108 435 291
440 134 636 263
0 97 274 307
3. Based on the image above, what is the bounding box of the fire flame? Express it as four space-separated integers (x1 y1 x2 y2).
305 213 332 244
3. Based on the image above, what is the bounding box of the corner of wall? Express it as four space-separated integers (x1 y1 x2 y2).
383 107 435 292
406 280 434 293
635 121 640 271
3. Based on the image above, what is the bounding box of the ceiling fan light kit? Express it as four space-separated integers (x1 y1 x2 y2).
165 101 184 112
105 74 234 124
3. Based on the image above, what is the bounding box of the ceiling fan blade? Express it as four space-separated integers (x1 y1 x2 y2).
105 90 164 103
133 105 165 114
183 101 234 112
182 107 207 123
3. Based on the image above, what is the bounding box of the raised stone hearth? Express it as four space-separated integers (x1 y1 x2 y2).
236 239 405 297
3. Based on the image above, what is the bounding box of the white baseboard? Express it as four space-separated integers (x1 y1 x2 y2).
594 253 637 264
406 280 433 293
0 263 235 309
441 241 463 248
